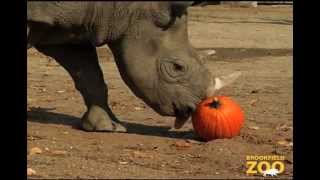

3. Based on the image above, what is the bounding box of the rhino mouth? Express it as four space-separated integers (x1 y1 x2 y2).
173 103 196 129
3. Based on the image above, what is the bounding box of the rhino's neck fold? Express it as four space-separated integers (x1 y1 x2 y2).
108 38 158 108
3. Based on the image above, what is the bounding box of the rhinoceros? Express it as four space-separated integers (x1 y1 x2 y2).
27 1 241 132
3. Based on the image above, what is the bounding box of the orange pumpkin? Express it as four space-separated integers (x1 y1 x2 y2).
192 96 244 141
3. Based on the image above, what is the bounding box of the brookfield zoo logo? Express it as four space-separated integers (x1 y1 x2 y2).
246 155 285 177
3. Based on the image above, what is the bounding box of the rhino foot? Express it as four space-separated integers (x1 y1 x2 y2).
81 105 127 133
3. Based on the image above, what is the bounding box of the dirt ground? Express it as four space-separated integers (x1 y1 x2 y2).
27 5 293 179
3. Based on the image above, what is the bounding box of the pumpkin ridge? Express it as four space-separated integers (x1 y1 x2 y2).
220 110 233 138
215 112 223 139
230 101 243 130
201 107 212 140
222 103 237 133
208 113 218 140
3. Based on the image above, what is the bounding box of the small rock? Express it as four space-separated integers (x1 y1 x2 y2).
44 147 50 151
29 147 42 155
133 151 153 158
277 140 286 145
110 101 118 108
119 161 129 165
206 49 216 56
186 139 202 145
276 124 292 131
134 107 144 111
215 172 220 175
248 126 260 130
277 140 293 147
56 90 65 93
27 168 36 176
52 150 67 155
249 99 258 106
173 141 191 149
250 90 259 94
186 154 201 158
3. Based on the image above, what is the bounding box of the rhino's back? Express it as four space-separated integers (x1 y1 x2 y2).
27 2 101 45
27 2 91 27
27 2 147 46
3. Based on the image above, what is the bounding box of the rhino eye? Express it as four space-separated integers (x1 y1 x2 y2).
173 63 184 72
159 59 187 82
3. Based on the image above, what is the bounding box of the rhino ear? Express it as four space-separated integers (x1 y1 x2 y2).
170 1 194 16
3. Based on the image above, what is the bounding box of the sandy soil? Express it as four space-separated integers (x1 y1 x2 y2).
27 5 293 179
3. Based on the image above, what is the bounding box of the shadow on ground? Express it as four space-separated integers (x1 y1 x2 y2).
27 107 197 140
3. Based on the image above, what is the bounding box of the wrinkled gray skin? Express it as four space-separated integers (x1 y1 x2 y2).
27 2 240 132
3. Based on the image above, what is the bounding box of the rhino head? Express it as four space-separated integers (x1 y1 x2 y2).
108 2 241 129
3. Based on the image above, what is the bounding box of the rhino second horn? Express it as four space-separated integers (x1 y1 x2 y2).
206 71 242 97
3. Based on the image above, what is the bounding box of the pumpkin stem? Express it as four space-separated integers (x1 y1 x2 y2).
209 97 220 109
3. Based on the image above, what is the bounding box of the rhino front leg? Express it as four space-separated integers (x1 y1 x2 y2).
35 44 127 132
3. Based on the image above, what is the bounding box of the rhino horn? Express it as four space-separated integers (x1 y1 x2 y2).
206 71 242 97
